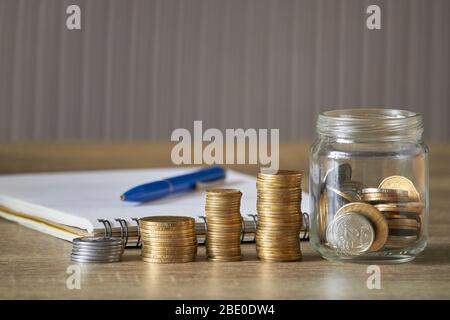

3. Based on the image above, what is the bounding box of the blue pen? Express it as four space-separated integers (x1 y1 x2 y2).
120 166 226 202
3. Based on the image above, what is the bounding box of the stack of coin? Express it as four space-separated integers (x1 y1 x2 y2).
256 170 303 262
139 216 197 263
71 237 124 263
205 189 242 262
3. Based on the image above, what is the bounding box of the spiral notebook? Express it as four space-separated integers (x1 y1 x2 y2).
0 168 309 247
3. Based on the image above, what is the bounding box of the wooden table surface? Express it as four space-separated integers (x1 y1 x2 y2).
1 143 450 299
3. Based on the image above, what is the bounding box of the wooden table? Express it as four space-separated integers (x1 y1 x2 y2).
1 143 450 299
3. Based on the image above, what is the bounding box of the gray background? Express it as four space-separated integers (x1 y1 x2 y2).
0 0 448 142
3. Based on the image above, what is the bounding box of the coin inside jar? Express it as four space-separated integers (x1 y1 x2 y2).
361 188 410 203
326 213 375 254
335 202 388 251
323 163 352 187
378 175 421 202
326 185 361 203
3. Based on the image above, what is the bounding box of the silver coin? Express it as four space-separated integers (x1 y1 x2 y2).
326 213 374 254
340 181 365 194
71 251 122 258
361 188 409 196
73 236 123 245
71 252 121 259
323 163 352 187
71 256 121 263
71 250 123 258
72 244 124 251
72 245 124 251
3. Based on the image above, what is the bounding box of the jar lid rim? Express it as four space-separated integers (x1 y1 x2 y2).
317 108 423 140
319 108 421 121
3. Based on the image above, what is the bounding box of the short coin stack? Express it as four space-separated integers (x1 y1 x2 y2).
71 237 124 263
256 170 303 262
139 216 197 263
205 189 242 262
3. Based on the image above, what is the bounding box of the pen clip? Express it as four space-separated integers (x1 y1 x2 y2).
195 178 226 190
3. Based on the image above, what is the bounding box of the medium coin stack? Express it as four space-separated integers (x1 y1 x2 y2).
256 170 303 262
139 216 197 263
205 189 242 262
71 237 124 263
321 164 423 253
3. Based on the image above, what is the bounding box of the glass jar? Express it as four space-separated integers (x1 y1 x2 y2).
309 108 429 263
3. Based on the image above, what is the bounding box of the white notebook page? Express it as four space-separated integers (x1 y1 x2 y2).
0 168 309 233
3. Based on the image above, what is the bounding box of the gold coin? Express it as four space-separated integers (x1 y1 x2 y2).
258 169 302 178
141 239 197 246
257 210 300 216
319 193 329 241
387 218 419 228
205 198 241 203
256 240 300 247
206 220 242 226
141 256 196 263
140 216 195 226
206 244 241 250
258 255 302 262
206 237 242 242
257 214 301 220
361 188 410 203
140 232 197 239
335 202 388 251
207 249 241 256
257 221 301 228
256 238 300 245
141 251 196 257
206 188 242 194
256 231 300 238
206 225 242 231
256 183 302 190
142 247 197 253
378 175 420 202
257 204 301 209
383 212 409 219
140 230 197 237
374 202 424 215
208 255 242 262
205 210 241 216
257 228 300 235
257 249 302 255
257 215 299 221
141 241 197 248
256 249 301 255
256 246 301 253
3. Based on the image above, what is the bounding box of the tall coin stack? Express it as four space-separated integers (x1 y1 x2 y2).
256 170 303 262
139 216 197 263
71 237 124 263
205 189 242 262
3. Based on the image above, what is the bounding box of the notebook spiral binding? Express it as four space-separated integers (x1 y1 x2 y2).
97 213 310 249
